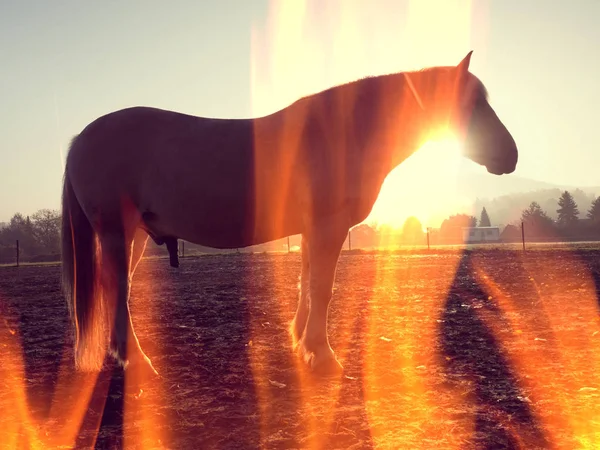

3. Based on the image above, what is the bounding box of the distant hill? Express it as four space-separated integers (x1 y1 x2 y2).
456 173 599 227
457 172 600 201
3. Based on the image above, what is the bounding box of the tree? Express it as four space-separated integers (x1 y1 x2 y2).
31 209 61 253
439 214 477 242
0 210 61 257
350 223 378 248
401 216 425 244
479 207 491 227
521 201 551 222
588 196 600 223
0 213 41 255
556 190 579 228
441 214 477 230
500 224 521 242
521 201 554 237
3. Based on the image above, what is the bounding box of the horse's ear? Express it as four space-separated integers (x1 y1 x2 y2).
457 51 473 73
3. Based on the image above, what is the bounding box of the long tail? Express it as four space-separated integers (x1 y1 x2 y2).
61 154 106 371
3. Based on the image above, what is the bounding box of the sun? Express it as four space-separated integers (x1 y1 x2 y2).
249 0 479 233
365 137 469 230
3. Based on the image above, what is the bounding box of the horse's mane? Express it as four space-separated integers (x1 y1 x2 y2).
293 65 488 108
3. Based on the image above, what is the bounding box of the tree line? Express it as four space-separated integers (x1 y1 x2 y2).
1 191 599 263
472 187 597 227
505 190 600 241
0 209 61 263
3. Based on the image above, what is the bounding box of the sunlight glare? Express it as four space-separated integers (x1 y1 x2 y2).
367 137 469 230
250 0 478 448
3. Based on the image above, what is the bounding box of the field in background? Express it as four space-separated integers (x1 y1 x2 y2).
3 240 600 268
1 245 600 448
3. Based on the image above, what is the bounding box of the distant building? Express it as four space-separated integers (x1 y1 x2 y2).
462 226 501 243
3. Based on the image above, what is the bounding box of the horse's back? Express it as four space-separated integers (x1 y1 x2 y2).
66 106 305 246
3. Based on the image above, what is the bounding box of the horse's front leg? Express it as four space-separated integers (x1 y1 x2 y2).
297 217 347 375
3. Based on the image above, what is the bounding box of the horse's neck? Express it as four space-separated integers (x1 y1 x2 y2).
353 72 432 171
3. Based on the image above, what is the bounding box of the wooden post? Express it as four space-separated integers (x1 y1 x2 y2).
521 221 525 251
16 240 19 267
427 228 430 250
182 241 185 258
348 230 352 251
287 236 290 253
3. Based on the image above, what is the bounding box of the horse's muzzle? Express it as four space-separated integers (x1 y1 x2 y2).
486 148 518 175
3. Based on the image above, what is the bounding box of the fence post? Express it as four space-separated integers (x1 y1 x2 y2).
348 230 352 251
427 228 430 250
16 240 19 267
521 221 525 251
287 236 290 253
182 241 185 258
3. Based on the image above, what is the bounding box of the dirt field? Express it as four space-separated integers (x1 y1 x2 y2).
1 246 600 449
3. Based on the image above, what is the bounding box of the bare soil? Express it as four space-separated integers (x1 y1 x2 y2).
1 247 600 449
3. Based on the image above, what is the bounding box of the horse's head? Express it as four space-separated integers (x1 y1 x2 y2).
405 52 518 175
450 51 518 175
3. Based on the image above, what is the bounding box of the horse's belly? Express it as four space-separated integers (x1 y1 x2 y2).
146 192 303 249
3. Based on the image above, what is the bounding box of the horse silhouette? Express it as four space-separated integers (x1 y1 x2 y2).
60 51 518 378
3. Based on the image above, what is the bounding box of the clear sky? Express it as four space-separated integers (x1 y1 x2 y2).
1 0 599 225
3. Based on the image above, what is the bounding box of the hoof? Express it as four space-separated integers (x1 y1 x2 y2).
297 340 344 377
109 347 159 378
309 353 344 377
126 354 160 379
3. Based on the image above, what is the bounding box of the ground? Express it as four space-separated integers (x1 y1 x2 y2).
1 245 600 449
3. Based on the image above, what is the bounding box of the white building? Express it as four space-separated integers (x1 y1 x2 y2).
462 226 501 243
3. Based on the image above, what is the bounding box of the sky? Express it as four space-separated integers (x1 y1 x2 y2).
1 0 599 226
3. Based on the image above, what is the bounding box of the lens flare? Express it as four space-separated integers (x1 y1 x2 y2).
250 0 478 448
0 232 169 448
3 1 599 448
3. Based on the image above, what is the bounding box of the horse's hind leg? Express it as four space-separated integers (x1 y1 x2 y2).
129 228 149 280
290 235 310 344
297 218 347 375
102 227 157 376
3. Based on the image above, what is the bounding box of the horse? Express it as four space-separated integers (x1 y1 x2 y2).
60 51 518 378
